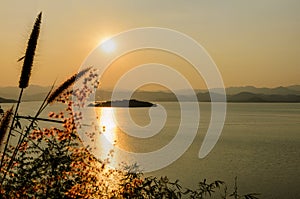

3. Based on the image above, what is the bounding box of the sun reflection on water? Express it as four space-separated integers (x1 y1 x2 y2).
97 108 118 167
99 108 116 141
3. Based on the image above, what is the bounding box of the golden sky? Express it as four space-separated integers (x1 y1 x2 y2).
0 0 300 89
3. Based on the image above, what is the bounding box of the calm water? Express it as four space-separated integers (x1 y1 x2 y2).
1 102 299 198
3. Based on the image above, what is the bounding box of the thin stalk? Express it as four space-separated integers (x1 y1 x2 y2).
16 115 63 124
1 84 55 184
0 88 23 173
15 83 55 149
1 68 92 184
0 12 42 182
11 129 44 152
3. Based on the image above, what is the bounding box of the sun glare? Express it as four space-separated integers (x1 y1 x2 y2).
99 108 117 142
98 108 118 165
99 37 116 53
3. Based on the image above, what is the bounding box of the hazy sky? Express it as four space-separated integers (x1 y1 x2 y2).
0 0 299 89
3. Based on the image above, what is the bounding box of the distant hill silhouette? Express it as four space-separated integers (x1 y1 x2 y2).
0 85 300 102
0 85 51 101
287 85 300 92
227 92 300 102
225 86 300 95
0 97 17 103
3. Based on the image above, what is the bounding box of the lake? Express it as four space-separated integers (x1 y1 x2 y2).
1 101 299 198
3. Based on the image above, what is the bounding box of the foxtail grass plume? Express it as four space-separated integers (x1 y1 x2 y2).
47 67 92 104
0 106 14 147
19 12 42 88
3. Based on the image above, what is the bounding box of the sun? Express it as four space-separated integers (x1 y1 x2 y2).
99 37 116 53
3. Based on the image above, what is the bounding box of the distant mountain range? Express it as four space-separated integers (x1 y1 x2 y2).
1 85 300 103
0 97 17 103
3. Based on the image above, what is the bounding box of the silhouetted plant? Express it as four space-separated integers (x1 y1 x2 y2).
0 69 100 198
0 12 42 174
19 12 42 89
47 66 92 104
0 107 13 147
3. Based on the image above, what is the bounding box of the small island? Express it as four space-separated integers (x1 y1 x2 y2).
89 99 157 108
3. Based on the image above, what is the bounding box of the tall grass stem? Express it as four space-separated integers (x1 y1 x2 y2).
0 89 23 172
